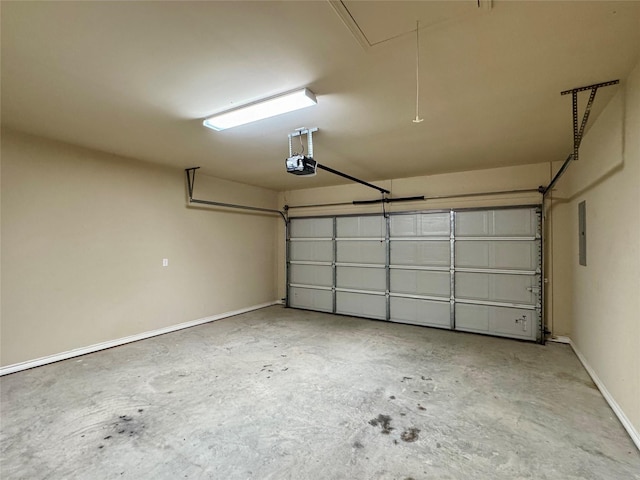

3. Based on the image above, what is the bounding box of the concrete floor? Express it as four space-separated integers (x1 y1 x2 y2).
1 306 639 480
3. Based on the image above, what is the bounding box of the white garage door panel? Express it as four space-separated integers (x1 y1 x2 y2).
456 304 535 340
390 269 450 297
456 209 537 237
337 241 385 264
390 297 450 327
289 287 333 312
289 218 333 238
336 266 386 291
455 241 538 271
390 213 450 237
456 272 537 305
337 216 384 237
289 240 333 262
336 292 386 320
390 241 450 266
492 209 538 236
290 264 333 287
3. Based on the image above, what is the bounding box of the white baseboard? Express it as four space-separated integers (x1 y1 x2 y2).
0 301 280 377
569 339 640 452
547 335 571 344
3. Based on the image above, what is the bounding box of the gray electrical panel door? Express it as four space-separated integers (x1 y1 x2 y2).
578 201 587 266
287 206 542 342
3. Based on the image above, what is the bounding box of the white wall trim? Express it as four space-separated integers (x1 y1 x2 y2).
547 335 571 344
569 339 640 452
0 301 280 377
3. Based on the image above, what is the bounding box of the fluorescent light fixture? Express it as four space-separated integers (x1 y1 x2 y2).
203 88 317 131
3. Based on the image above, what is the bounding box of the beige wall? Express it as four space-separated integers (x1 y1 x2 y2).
277 162 554 307
0 129 280 367
548 61 640 434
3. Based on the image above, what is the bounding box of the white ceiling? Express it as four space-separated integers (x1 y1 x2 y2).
2 1 639 191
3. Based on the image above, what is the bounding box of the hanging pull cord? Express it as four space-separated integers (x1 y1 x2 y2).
413 20 424 124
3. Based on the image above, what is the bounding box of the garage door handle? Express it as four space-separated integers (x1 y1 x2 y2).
526 287 540 293
515 316 528 332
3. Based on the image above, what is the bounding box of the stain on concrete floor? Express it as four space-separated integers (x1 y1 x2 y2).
400 428 420 443
368 414 394 434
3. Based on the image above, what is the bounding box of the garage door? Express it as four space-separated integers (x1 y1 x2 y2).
287 206 542 342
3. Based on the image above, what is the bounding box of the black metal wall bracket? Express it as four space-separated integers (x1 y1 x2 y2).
185 166 200 199
540 79 619 195
185 167 288 223
561 79 619 163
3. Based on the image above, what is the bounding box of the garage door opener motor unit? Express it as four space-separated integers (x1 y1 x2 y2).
285 127 391 195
